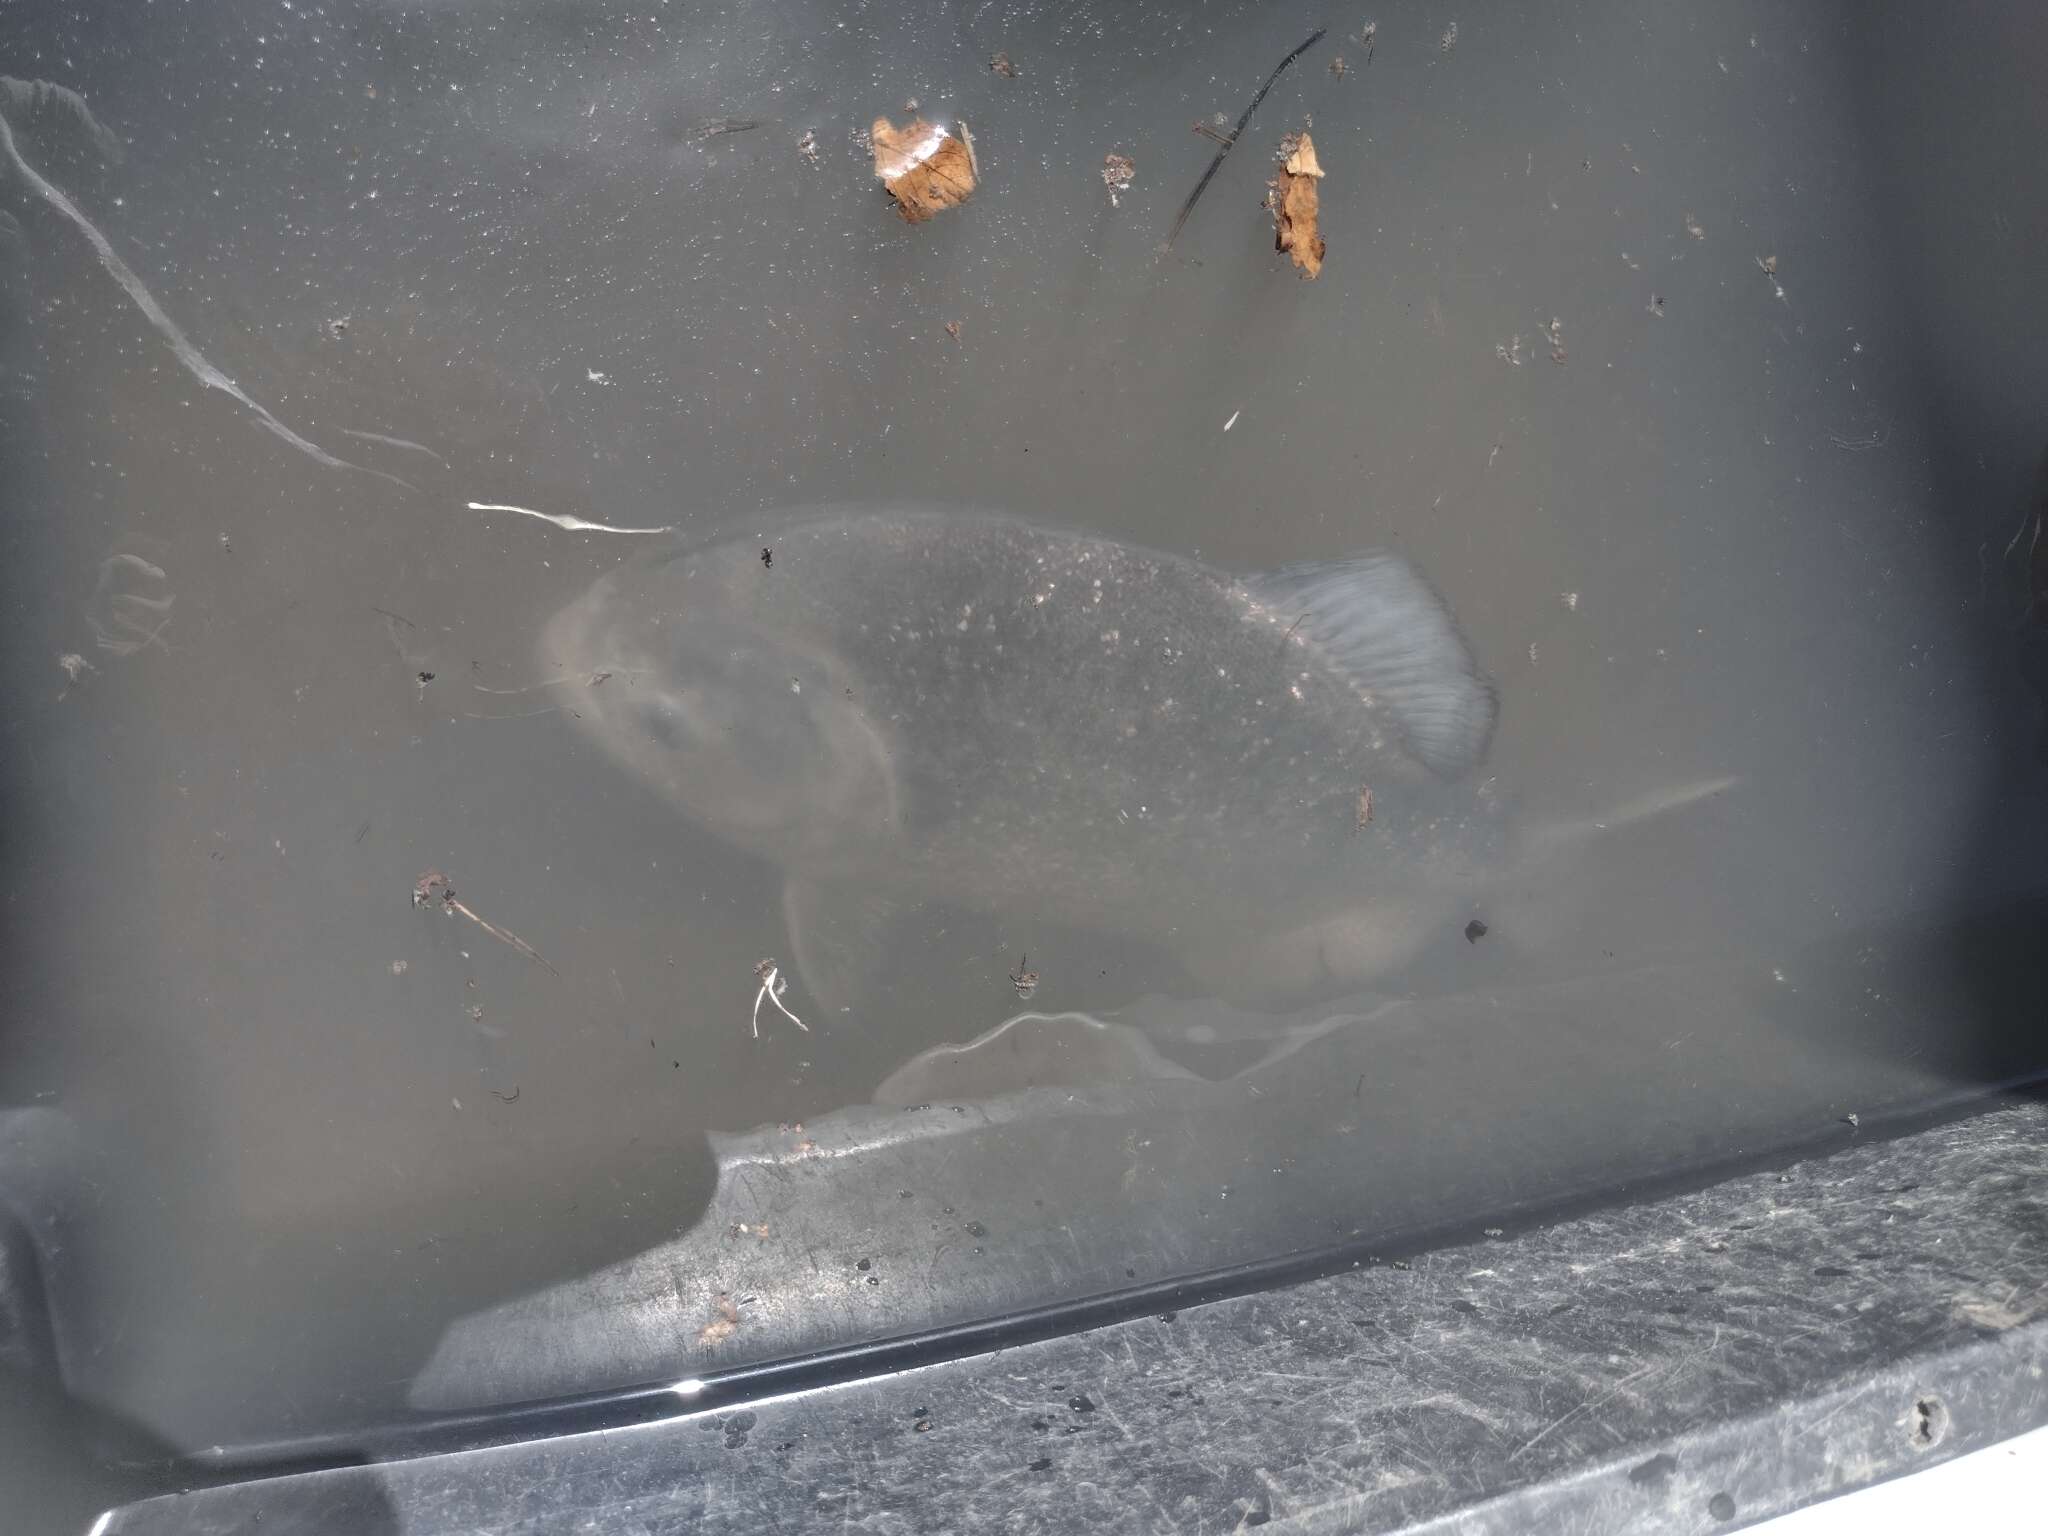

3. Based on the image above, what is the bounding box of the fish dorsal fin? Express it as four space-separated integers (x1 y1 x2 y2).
1244 552 1497 776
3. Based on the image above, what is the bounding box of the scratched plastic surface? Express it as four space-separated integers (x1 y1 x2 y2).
2 0 2045 1498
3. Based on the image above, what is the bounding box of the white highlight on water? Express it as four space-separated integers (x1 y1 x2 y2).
0 102 408 488
340 427 446 462
465 501 673 535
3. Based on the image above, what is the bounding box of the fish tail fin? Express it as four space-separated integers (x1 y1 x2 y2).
1245 552 1496 776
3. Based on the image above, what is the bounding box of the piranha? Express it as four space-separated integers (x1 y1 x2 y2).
543 508 1725 1014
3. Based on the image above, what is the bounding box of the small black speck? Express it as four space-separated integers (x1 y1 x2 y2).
1158 1310 1178 1323
898 1190 914 1200
865 1275 881 1286
1853 1251 1884 1261
1630 1452 1678 1486
761 547 773 567
417 671 435 683
1694 1283 1719 1293
775 1441 796 1453
1813 1265 1852 1278
1068 1394 1095 1413
1243 1511 1270 1528
855 1258 871 1271
1125 1267 1136 1278
1451 1299 1478 1315
1464 918 1489 943
1028 1457 1053 1472
1029 1418 1048 1432
1708 1491 1737 1522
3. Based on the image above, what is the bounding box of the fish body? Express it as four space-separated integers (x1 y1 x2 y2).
543 508 1501 1006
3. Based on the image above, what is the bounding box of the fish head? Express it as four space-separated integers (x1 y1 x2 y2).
543 571 899 867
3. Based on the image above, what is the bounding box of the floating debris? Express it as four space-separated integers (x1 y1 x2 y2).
990 51 1019 79
57 652 94 686
698 1293 742 1346
1167 27 1326 250
1541 315 1567 364
1440 21 1459 53
1329 55 1348 79
1268 130 1326 278
689 117 759 143
752 957 808 1037
1009 955 1040 1000
1358 21 1377 63
871 115 977 223
1495 335 1524 367
1464 918 1489 944
796 128 820 165
1755 253 1787 304
1101 151 1135 207
1684 212 1705 240
412 869 558 975
945 319 963 342
1561 591 1580 612
1354 786 1375 831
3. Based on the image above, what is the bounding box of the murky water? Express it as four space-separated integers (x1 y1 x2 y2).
3 0 2045 1500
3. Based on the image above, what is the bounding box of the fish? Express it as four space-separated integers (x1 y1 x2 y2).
542 507 1510 1012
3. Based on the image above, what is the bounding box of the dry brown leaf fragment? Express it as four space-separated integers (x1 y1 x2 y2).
698 1292 742 1345
944 320 962 342
1268 130 1326 278
871 114 977 223
1354 786 1374 831
1101 151 1135 206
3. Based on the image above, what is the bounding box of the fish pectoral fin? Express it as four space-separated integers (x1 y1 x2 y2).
1245 551 1496 776
781 878 900 1019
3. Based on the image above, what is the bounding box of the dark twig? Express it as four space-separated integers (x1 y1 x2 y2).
1166 27 1326 250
